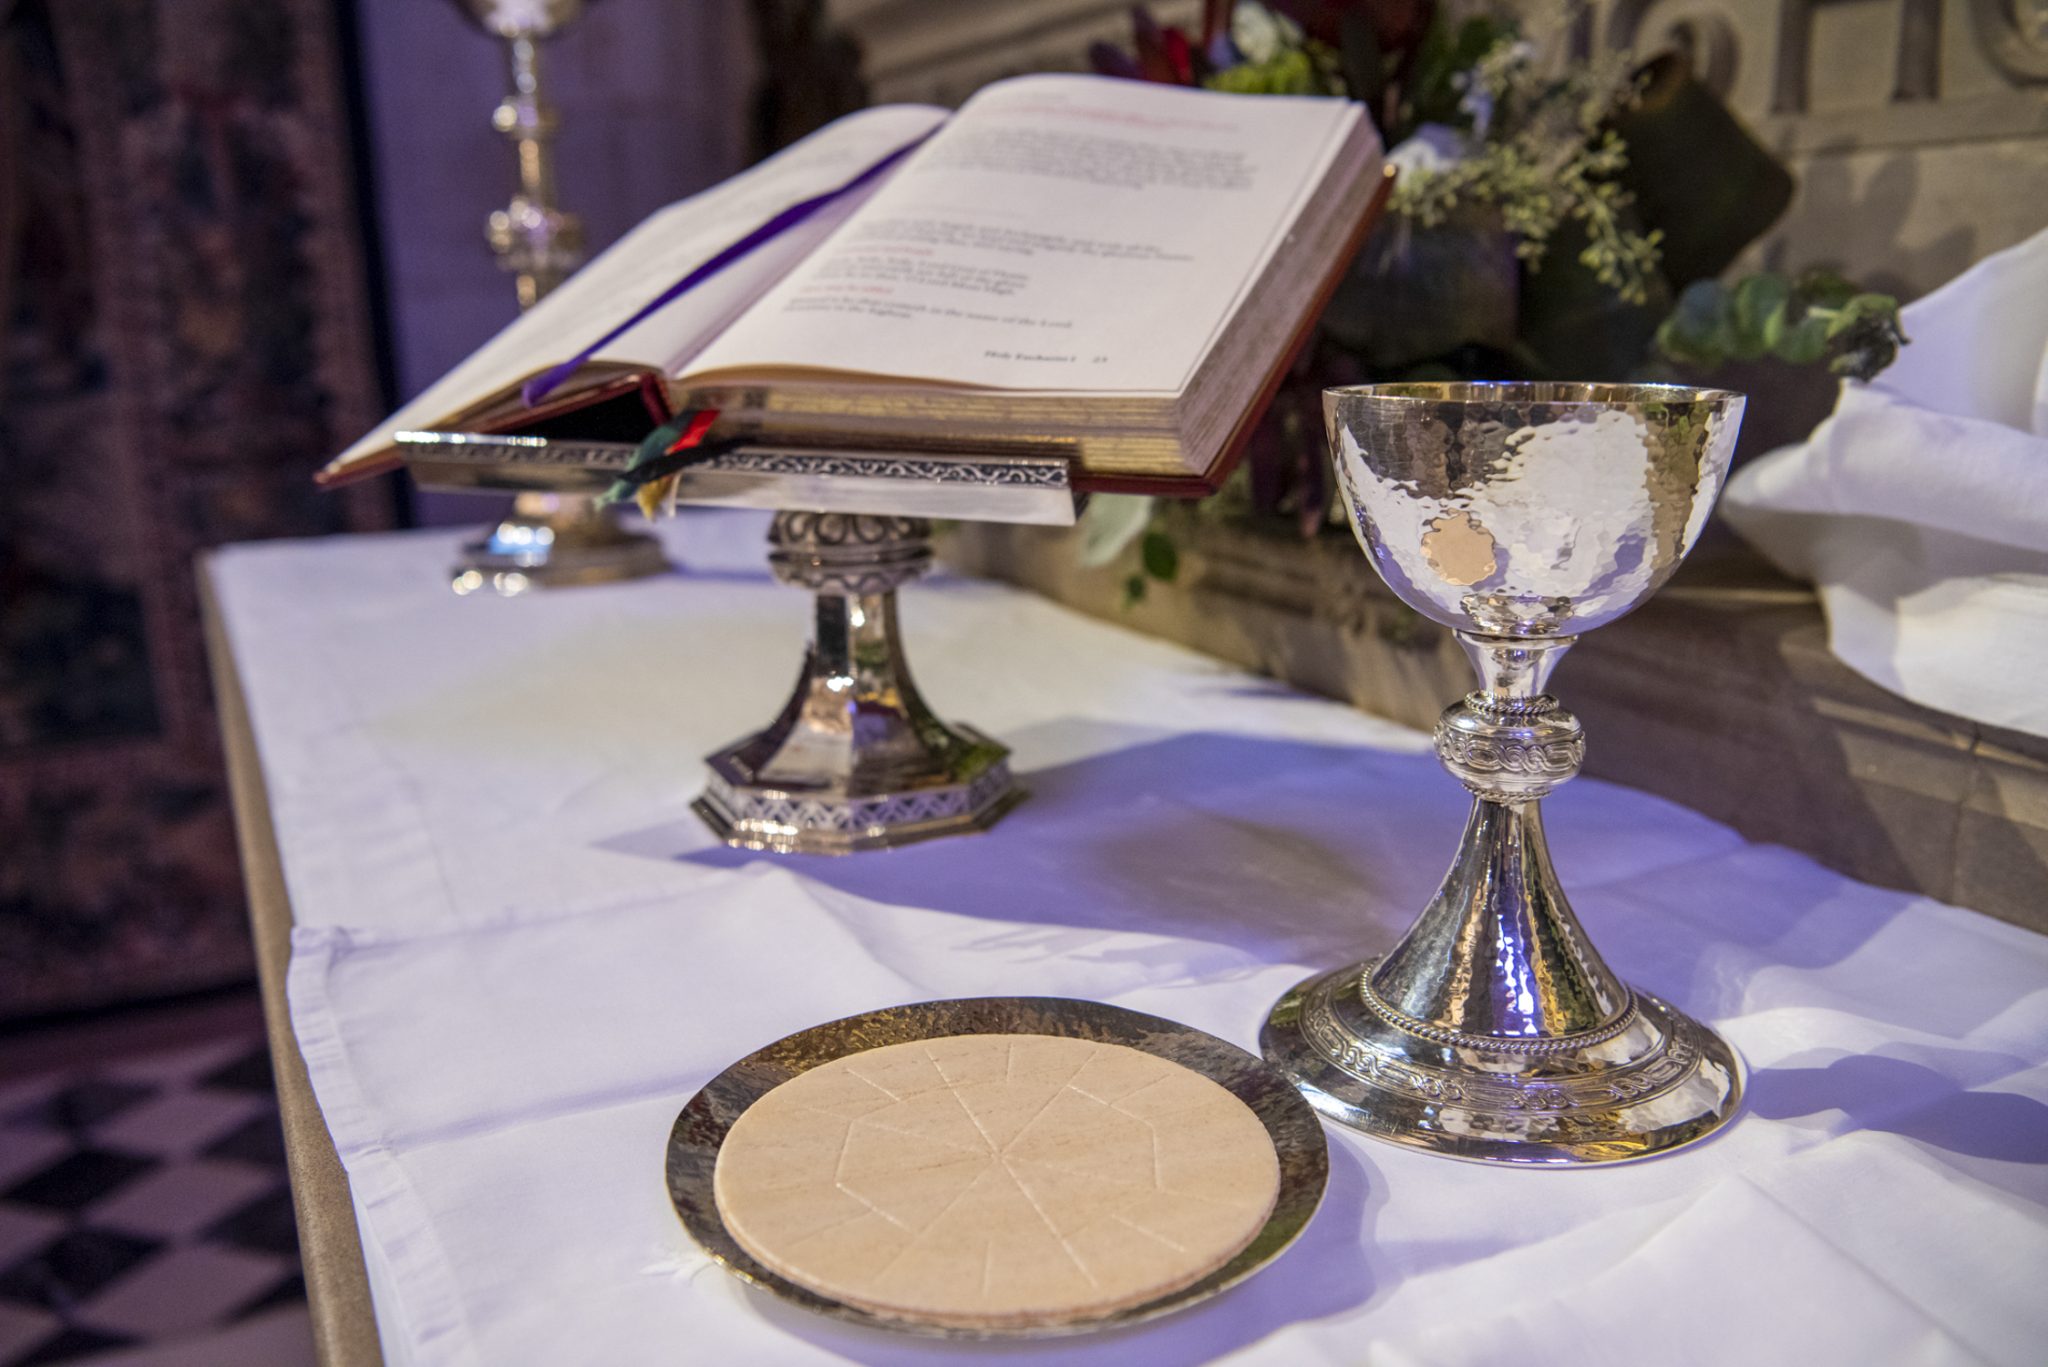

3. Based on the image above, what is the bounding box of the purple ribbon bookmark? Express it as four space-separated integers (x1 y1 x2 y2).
521 125 944 408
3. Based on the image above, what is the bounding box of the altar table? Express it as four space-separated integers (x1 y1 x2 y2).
201 511 2048 1367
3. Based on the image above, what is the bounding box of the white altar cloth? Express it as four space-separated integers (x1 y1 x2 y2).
209 511 2048 1367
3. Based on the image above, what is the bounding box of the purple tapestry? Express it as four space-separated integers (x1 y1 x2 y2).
0 0 396 1018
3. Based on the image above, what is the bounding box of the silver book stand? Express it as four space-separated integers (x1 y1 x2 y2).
397 432 1079 853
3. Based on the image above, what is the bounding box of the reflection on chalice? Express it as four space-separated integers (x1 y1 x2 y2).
1262 382 1746 1165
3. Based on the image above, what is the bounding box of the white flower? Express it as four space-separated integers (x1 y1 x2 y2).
1387 124 1471 176
1456 77 1494 141
1459 40 1534 139
1230 2 1304 66
1076 494 1157 567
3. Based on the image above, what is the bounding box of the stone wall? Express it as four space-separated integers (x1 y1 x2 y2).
1598 0 2048 294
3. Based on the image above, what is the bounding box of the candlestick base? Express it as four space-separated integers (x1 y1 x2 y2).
452 493 667 595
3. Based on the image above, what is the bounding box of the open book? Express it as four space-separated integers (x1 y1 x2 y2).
322 74 1388 495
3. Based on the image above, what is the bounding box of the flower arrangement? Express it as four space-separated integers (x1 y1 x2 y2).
1082 0 1906 601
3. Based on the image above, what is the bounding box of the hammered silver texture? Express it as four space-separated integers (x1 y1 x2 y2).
1328 381 1741 637
1262 383 1747 1166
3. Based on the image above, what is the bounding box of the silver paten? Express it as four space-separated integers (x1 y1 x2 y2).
667 996 1329 1337
1262 382 1747 1165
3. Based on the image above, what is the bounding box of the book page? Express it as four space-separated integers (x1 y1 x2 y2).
682 75 1358 395
326 104 947 475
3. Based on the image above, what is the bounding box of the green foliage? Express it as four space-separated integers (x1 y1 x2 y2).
1657 270 1908 380
1087 506 1180 610
1389 36 1664 306
1141 530 1181 583
1205 43 1338 95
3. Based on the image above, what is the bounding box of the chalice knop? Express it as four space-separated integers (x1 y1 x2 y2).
1262 383 1746 1164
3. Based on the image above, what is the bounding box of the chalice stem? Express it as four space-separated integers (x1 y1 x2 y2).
1371 631 1630 1042
1372 799 1629 1040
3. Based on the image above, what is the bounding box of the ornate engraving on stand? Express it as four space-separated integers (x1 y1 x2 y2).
700 758 1017 840
767 511 933 597
708 450 1072 487
399 432 633 470
394 434 1074 497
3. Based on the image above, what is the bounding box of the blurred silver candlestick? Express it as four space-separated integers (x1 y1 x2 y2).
449 0 666 595
1262 382 1747 1165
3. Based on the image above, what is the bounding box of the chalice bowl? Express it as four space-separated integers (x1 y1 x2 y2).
1262 382 1746 1164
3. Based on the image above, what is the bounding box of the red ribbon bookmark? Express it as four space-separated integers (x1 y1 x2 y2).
665 407 721 455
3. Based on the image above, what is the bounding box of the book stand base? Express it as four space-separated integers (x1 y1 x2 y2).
452 493 668 596
692 512 1022 854
393 434 1079 852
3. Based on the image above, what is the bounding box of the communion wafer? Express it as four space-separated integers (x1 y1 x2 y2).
712 1033 1281 1330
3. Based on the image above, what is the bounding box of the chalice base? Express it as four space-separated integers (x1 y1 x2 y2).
693 725 1023 855
1261 960 1742 1165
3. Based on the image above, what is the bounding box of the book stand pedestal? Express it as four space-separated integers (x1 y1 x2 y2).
694 510 1022 853
394 433 1079 852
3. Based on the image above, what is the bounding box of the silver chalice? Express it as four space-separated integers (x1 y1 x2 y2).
1262 382 1746 1165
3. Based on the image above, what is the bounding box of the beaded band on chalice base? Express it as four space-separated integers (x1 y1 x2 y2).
693 511 1023 855
1262 382 1746 1165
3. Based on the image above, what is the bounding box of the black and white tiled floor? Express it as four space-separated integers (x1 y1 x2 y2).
0 1035 312 1366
